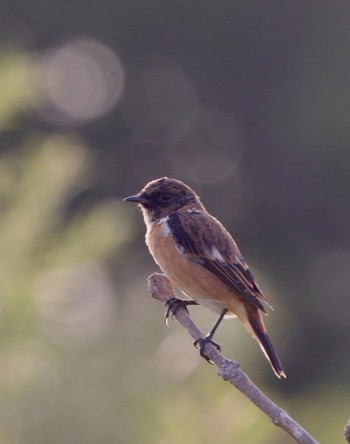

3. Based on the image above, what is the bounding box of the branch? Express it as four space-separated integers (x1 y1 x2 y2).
345 418 350 444
147 272 319 444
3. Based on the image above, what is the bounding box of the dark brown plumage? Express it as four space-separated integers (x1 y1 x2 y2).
124 177 286 378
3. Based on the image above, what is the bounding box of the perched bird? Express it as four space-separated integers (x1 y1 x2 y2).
124 177 286 378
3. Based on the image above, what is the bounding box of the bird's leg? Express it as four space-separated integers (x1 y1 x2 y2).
164 298 198 325
194 309 228 363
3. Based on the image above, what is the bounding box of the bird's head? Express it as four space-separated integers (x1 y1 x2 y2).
124 177 202 220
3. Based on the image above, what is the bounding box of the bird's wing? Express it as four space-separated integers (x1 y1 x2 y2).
167 209 270 313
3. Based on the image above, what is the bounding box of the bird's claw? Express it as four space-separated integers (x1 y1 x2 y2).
164 298 189 326
194 337 221 364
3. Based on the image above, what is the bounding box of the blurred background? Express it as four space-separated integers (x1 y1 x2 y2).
0 0 349 443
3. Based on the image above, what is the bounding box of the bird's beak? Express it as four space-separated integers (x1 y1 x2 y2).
123 194 149 205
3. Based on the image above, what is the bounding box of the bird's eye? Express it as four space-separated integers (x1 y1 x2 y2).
161 193 171 202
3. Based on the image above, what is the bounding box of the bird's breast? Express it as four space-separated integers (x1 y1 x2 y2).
146 218 189 285
145 218 245 318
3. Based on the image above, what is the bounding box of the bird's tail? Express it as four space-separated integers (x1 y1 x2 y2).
248 309 286 379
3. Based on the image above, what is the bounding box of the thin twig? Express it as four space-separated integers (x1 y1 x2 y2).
147 272 320 444
345 418 350 444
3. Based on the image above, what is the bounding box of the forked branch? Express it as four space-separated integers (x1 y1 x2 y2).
147 272 319 444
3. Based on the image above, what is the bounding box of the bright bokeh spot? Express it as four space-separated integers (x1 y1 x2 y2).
122 55 199 141
36 264 117 346
40 38 125 123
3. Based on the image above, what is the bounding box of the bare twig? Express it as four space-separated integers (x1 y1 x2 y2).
345 418 350 444
147 272 320 444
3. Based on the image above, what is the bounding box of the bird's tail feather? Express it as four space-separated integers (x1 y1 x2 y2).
248 312 286 379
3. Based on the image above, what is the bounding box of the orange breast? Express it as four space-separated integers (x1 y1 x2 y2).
146 220 249 324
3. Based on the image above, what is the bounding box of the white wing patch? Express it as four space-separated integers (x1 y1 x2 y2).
211 245 224 262
187 207 201 214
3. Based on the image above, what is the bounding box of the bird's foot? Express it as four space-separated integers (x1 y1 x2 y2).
164 298 198 326
194 336 221 364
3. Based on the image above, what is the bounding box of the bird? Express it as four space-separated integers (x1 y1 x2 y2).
124 177 286 378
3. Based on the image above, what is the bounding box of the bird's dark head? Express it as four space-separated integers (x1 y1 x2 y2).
124 177 202 220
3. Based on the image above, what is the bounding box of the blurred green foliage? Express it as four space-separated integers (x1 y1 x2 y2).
0 48 38 128
0 2 350 442
0 48 133 443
